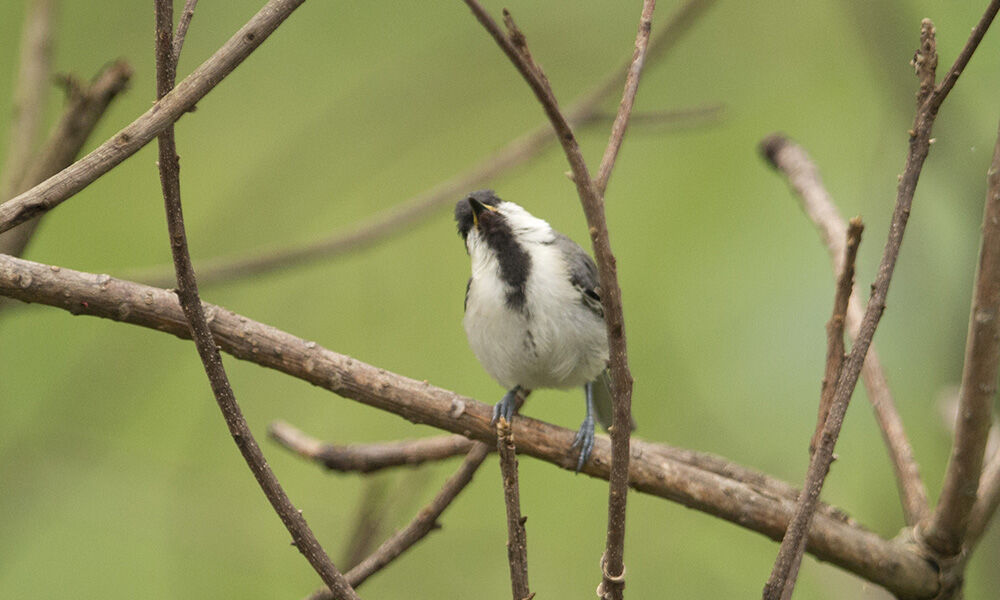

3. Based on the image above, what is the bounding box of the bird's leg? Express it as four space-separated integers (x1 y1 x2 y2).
492 385 522 424
570 382 597 472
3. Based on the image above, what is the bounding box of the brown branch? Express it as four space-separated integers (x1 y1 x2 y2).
496 418 532 600
811 219 864 455
463 5 638 597
764 8 998 596
340 478 390 570
967 442 1000 549
594 0 655 196
172 0 200 63
153 3 356 598
269 421 476 473
760 133 928 525
0 61 134 260
0 0 308 236
121 0 717 290
0 256 941 599
0 0 54 207
923 112 1000 557
773 219 864 600
307 443 492 598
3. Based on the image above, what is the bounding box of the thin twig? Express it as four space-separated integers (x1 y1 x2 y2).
0 61 133 260
121 0 717 290
760 134 929 525
967 442 1000 549
269 421 477 472
340 478 390 570
172 0 200 63
0 255 943 599
0 0 308 235
306 443 492 598
763 8 998 597
775 220 864 600
811 219 864 455
923 110 1000 557
0 0 54 208
153 3 356 598
497 418 531 600
594 0 655 197
462 5 639 597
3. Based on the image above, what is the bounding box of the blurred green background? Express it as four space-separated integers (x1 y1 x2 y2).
2 1 999 598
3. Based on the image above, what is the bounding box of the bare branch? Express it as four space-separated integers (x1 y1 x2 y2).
594 0 655 196
0 0 54 206
153 3 356 597
0 61 133 259
760 134 929 525
764 7 999 596
967 442 1000 549
0 0 308 235
0 255 940 599
771 219 864 600
305 443 491 598
462 4 638 596
923 113 1000 556
269 421 476 473
172 0 200 63
123 0 717 290
497 418 531 600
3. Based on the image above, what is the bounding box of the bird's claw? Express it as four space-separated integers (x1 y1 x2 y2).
492 388 519 425
570 414 595 473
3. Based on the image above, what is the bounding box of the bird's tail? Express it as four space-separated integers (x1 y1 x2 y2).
591 369 636 432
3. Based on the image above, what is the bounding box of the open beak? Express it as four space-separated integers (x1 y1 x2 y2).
468 197 497 228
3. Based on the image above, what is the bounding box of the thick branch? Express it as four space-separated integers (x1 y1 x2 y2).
0 255 940 599
0 61 134 259
923 114 1000 556
760 133 928 525
153 4 355 597
269 422 476 473
0 0 308 235
463 5 637 597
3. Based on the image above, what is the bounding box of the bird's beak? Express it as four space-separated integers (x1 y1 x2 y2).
468 197 497 228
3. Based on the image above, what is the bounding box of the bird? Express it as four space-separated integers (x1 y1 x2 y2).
454 189 616 472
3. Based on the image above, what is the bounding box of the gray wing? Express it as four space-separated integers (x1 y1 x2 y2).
552 233 603 319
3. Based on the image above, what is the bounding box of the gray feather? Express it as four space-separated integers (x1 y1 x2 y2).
552 233 603 318
591 369 636 432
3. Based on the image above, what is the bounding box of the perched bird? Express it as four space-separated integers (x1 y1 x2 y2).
454 189 615 472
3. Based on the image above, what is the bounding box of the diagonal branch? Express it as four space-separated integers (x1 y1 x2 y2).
153 3 356 598
269 421 477 473
172 0 200 63
967 441 1000 549
0 0 309 236
463 4 639 597
768 220 864 600
763 7 998 597
759 133 929 525
0 254 941 600
923 112 1000 557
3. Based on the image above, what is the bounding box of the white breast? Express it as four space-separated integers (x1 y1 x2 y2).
463 232 608 391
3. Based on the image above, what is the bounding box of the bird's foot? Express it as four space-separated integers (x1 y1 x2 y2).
491 387 520 425
570 413 595 473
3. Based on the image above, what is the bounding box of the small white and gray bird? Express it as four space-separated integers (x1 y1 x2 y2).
454 189 617 472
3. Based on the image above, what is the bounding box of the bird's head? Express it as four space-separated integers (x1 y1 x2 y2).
454 190 553 257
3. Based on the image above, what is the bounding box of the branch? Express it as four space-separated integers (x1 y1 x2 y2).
269 421 477 473
172 0 200 63
496 418 532 600
153 3 356 598
305 443 491 598
923 111 1000 556
967 442 1000 549
0 0 308 235
122 0 718 290
594 0 655 196
0 61 134 260
764 8 998 595
0 255 940 599
463 4 638 596
769 219 864 600
0 0 54 207
760 133 929 525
